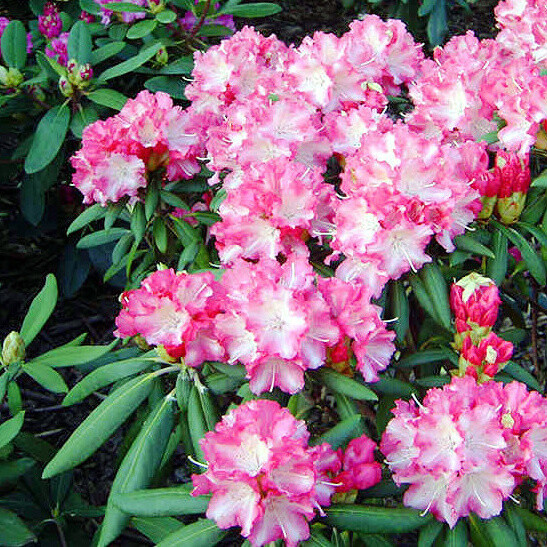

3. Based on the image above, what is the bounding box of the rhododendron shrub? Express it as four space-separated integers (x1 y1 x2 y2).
192 399 381 546
381 377 547 527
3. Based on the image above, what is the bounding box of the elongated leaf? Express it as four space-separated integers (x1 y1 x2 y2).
387 279 409 342
504 504 527 547
144 76 187 99
372 376 415 398
68 21 92 64
0 458 35 486
316 414 361 449
25 105 70 174
502 361 541 391
98 395 175 547
71 105 99 138
454 234 495 258
156 9 177 23
99 42 162 81
531 169 547 188
67 204 107 235
0 507 36 547
126 19 157 39
159 57 193 75
22 363 68 393
409 275 438 325
28 341 117 369
77 228 130 249
396 348 456 369
314 369 377 401
87 88 128 110
90 41 126 65
156 518 225 547
105 1 149 12
324 505 433 534
20 273 57 346
43 372 156 478
130 202 146 245
491 220 546 285
0 412 25 450
482 517 518 547
62 354 156 406
515 221 547 249
444 520 468 547
427 0 447 47
418 519 444 547
468 514 495 547
419 263 452 331
486 229 508 285
131 516 185 543
1 21 27 69
222 3 282 17
513 506 547 532
114 485 209 517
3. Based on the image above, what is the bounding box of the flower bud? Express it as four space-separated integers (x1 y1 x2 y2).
457 332 512 382
155 46 168 66
58 75 73 96
0 67 23 88
450 272 501 334
2 331 25 366
493 150 530 224
78 63 93 81
148 0 165 14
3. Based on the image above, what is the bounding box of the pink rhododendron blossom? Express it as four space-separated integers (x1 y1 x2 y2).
45 32 69 66
192 400 380 546
38 2 62 39
382 376 547 527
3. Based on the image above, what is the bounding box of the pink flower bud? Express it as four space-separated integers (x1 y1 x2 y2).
458 331 513 381
450 272 501 333
494 151 531 224
335 435 382 492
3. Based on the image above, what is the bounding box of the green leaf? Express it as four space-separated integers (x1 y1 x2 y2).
419 263 452 331
444 520 468 547
178 242 199 270
77 227 130 249
187 384 217 460
396 348 456 369
153 218 168 254
161 190 190 211
98 42 162 81
131 516 184 543
468 513 495 547
22 363 68 393
113 484 209 517
67 204 107 235
70 105 99 139
415 375 451 388
28 341 117 369
531 169 547 189
197 24 234 37
513 506 547 532
159 57 194 75
130 202 147 245
491 220 546 285
454 234 495 258
222 3 282 17
126 19 157 39
90 41 126 65
80 0 102 15
373 376 416 398
144 76 188 99
324 505 433 534
482 517 519 547
98 395 175 547
502 361 541 391
0 458 35 486
387 279 409 342
156 9 177 23
427 0 447 47
20 273 58 346
302 527 335 547
68 21 92 64
87 88 128 110
486 229 508 286
0 21 27 69
418 519 444 547
504 504 528 547
145 183 159 220
20 173 45 227
418 0 436 16
0 507 36 547
156 518 226 547
62 353 156 406
314 369 377 401
515 221 547 249
42 372 157 478
25 104 71 174
316 415 361 449
36 50 66 78
104 1 149 11
0 412 25 451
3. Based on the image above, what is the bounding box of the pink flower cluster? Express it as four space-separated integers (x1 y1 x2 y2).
192 399 381 546
71 90 203 205
38 2 62 39
381 376 547 528
45 32 69 66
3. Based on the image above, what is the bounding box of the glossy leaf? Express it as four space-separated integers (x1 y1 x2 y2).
454 234 495 258
486 229 508 286
418 519 444 547
99 42 162 81
126 19 157 39
77 227 130 249
22 363 68 393
43 372 156 478
87 88 128 110
68 21 92 64
90 41 126 65
0 412 25 451
131 516 185 543
419 263 452 331
0 507 36 547
314 369 377 401
20 273 58 346
444 520 468 547
0 21 27 69
67 204 107 234
156 518 225 547
28 340 117 369
222 3 282 17
316 415 361 449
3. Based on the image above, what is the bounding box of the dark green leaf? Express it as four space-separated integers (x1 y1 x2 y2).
482 516 519 547
113 484 209 517
98 395 175 547
486 229 508 285
315 415 361 449
387 280 409 342
222 3 282 17
504 504 527 547
418 519 444 547
444 520 468 547
67 203 107 234
43 372 157 478
130 202 147 245
80 0 102 15
419 263 452 331
0 412 25 451
131 516 184 543
156 9 177 23
90 41 126 65
0 458 35 486
513 506 547 532
427 0 447 47
25 105 71 174
515 221 547 249
98 42 162 81
20 273 57 346
126 19 157 39
71 105 99 138
324 504 433 534
396 348 456 369
531 169 547 189
20 173 45 226
314 369 377 401
104 1 149 12
153 218 168 254
454 234 495 258
22 363 68 393
144 76 188 99
0 21 27 69
28 340 117 369
159 57 194 75
0 507 36 546
372 376 416 398
156 518 225 547
502 361 541 391
68 21 92 64
87 88 128 110
77 228 130 249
